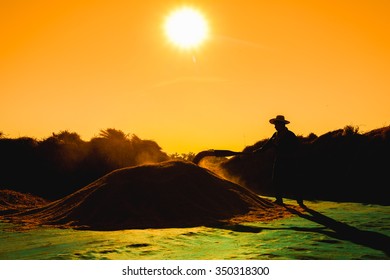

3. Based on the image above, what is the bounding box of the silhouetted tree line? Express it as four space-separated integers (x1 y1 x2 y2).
222 125 390 205
170 152 196 162
0 129 168 200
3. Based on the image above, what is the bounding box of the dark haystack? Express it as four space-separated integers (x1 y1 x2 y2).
4 161 287 230
0 190 48 214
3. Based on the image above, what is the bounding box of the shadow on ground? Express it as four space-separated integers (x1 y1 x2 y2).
217 204 390 258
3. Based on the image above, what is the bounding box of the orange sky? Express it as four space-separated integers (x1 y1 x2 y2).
1 0 390 154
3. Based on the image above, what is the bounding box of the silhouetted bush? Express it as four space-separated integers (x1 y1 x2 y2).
0 129 168 199
170 152 196 162
343 125 360 136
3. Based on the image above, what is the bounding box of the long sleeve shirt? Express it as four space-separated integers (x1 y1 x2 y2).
255 128 299 160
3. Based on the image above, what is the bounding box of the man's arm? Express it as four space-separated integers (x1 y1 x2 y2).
253 133 276 154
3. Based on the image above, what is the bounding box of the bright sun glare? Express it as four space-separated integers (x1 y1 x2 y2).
164 7 208 49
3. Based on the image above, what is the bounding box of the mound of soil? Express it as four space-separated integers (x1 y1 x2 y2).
4 161 291 230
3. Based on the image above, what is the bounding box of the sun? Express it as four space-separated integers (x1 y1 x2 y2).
164 7 208 49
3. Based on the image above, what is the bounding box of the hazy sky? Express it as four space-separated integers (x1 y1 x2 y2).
1 0 390 153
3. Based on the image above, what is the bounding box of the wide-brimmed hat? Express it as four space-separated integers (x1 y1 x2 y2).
269 115 290 124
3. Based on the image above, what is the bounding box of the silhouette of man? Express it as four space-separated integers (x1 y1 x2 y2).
255 115 303 206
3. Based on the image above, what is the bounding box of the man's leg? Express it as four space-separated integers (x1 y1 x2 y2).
272 160 284 205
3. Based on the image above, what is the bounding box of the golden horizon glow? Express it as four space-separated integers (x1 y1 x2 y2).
164 7 208 49
1 1 390 154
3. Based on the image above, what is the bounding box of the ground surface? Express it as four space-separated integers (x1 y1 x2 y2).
1 199 389 260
